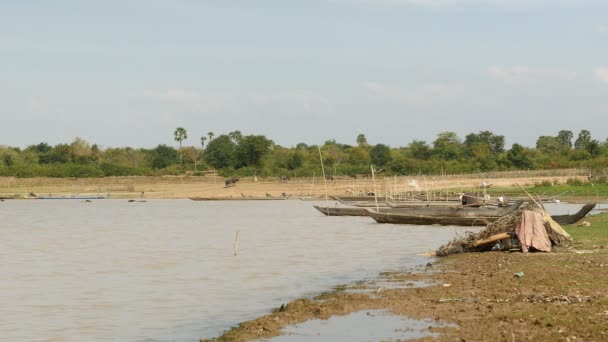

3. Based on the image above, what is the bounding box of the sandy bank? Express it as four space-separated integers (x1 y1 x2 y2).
0 169 596 200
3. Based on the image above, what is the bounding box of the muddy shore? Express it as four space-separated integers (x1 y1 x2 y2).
202 214 608 342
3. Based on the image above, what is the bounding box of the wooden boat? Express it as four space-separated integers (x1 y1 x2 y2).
413 194 462 202
331 196 378 202
313 205 370 216
334 197 391 207
386 200 463 208
188 197 287 201
335 195 462 208
551 203 597 224
315 200 523 218
38 195 106 200
299 196 327 201
365 200 524 226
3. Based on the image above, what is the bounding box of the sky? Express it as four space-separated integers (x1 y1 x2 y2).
1 0 607 149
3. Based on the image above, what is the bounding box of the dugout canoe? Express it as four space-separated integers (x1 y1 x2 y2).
313 205 370 216
550 203 597 225
37 196 106 200
188 197 287 201
365 200 524 226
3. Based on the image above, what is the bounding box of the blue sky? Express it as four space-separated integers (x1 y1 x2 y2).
1 0 607 148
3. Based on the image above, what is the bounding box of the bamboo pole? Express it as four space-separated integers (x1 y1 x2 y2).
234 230 240 256
371 165 379 212
318 146 330 214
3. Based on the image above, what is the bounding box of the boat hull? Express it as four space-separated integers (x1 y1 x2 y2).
313 205 369 216
551 203 596 224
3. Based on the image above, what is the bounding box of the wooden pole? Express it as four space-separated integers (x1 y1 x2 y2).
318 146 330 213
423 175 430 202
234 230 240 256
371 165 379 212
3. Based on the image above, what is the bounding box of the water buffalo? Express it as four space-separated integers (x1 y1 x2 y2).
225 177 239 188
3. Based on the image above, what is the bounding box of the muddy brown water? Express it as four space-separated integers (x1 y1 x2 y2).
0 199 597 341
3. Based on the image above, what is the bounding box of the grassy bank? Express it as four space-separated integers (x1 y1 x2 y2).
202 213 608 341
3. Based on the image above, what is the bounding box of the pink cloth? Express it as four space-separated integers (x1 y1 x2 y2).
515 211 552 253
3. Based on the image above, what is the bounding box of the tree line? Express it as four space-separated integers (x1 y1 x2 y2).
0 129 607 178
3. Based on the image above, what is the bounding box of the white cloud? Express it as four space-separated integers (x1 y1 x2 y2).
593 67 608 84
487 66 577 83
362 82 464 105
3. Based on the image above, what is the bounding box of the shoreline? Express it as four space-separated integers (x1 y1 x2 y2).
0 174 604 202
0 170 608 201
202 214 608 342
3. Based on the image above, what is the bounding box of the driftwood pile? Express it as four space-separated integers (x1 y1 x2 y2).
436 202 572 257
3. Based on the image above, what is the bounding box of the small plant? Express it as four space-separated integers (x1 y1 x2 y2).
566 178 585 186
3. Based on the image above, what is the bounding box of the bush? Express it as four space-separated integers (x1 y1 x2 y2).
566 178 585 186
100 163 147 176
534 180 553 187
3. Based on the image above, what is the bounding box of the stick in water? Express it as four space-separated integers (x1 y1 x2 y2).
234 230 240 256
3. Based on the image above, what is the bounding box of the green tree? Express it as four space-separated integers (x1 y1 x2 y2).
33 142 52 154
408 140 432 160
433 132 463 160
150 145 179 169
536 136 560 154
556 130 573 149
574 129 592 150
229 130 243 144
204 135 236 169
347 146 371 165
286 152 304 170
464 131 505 154
356 133 368 147
174 127 188 148
40 144 72 164
207 131 215 142
369 144 392 167
235 135 273 168
507 144 533 169
174 127 188 163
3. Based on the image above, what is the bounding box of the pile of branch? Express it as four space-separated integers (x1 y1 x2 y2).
435 202 572 257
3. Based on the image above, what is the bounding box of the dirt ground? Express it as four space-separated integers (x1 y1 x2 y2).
202 220 608 342
0 170 593 200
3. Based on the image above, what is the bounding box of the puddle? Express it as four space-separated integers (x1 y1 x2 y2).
261 310 447 342
344 279 434 295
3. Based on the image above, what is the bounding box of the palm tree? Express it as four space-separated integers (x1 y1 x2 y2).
200 136 207 150
174 127 188 163
207 131 215 142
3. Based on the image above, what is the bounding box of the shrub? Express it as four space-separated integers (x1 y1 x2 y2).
566 178 585 186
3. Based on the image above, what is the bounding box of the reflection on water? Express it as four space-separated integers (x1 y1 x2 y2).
1 199 594 341
265 310 447 342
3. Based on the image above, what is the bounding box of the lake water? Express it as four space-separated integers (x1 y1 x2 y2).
0 199 597 341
